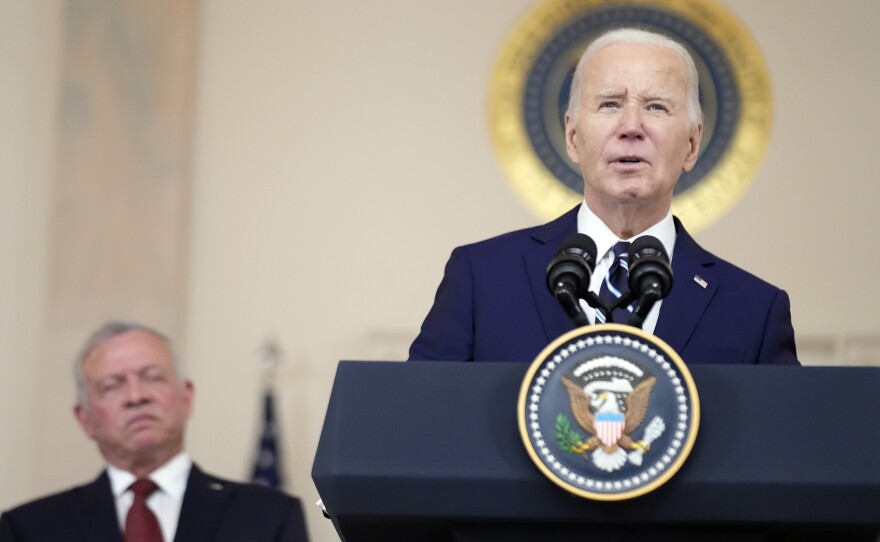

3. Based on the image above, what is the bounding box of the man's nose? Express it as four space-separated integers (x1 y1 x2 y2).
617 105 645 139
124 379 150 406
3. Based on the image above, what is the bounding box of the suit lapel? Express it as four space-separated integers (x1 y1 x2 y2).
654 219 717 353
174 464 231 542
75 471 124 542
525 206 580 343
523 210 717 354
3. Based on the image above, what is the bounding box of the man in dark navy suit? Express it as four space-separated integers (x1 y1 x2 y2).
0 321 309 542
409 28 798 366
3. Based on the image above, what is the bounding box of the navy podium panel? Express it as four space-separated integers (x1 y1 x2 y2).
312 362 880 541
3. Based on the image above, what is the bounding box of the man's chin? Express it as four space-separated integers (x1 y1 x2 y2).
124 430 169 453
597 174 647 195
608 179 670 205
608 188 652 205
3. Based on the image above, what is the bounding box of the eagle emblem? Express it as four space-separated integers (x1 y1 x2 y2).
557 356 666 472
519 326 699 500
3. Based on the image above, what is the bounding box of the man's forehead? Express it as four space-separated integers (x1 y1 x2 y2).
590 42 685 64
586 65 687 88
586 44 687 81
84 331 172 372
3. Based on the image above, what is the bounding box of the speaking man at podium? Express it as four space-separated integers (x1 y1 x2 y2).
409 28 799 366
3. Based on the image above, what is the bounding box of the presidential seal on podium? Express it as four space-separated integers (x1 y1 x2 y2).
518 324 700 501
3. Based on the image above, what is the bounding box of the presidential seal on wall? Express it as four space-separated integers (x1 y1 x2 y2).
518 324 699 500
489 0 772 232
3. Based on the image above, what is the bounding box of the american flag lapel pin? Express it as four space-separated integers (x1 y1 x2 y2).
693 275 708 289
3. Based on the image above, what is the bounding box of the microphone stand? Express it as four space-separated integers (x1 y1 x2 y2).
626 291 660 329
584 292 637 325
556 287 590 327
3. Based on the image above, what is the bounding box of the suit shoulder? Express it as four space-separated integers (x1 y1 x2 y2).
463 224 541 249
674 222 786 296
1 481 100 537
230 480 301 504
454 207 577 256
702 248 785 294
2 483 86 517
195 470 301 506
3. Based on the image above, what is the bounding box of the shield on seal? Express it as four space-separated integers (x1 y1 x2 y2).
595 411 625 447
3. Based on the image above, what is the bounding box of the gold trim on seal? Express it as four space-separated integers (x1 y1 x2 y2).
489 0 772 232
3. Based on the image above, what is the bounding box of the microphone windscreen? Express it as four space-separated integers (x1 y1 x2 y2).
627 234 673 299
629 235 668 262
546 233 597 299
546 233 597 326
560 233 597 263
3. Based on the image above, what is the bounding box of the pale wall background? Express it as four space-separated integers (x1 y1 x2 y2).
2 1 879 541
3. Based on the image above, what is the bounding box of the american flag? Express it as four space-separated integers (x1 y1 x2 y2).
251 389 284 489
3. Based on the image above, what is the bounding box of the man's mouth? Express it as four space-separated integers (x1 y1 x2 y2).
127 413 157 428
615 156 645 164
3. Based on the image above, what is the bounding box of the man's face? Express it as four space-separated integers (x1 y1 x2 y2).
74 330 193 469
565 43 702 219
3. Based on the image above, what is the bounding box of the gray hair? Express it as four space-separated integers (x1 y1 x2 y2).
567 28 703 130
74 320 183 407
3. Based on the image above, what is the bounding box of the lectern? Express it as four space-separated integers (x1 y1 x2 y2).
312 361 880 541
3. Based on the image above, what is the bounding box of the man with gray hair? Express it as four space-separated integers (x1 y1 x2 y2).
0 321 308 542
409 28 798 366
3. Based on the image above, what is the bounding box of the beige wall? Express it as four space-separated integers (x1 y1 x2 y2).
0 0 60 512
2 1 879 541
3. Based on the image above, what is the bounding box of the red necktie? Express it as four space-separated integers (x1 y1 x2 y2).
125 479 163 542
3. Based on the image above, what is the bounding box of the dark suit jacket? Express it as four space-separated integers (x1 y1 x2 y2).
409 206 799 365
0 465 308 542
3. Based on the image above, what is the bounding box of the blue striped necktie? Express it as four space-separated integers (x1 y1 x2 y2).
596 241 631 324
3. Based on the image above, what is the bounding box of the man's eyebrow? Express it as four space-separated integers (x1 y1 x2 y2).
639 94 674 105
94 374 125 388
592 91 674 102
139 363 166 374
594 89 626 100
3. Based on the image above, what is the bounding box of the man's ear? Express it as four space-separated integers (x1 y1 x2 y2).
564 113 581 164
74 403 96 439
682 123 703 173
183 380 195 418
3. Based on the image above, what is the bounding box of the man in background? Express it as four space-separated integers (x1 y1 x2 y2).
409 28 798 366
0 320 308 542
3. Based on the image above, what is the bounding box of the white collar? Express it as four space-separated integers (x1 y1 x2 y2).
576 201 676 261
107 452 192 500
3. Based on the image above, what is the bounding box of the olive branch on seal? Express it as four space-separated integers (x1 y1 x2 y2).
555 413 586 454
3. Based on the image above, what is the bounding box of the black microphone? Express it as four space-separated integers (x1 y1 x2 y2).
546 233 597 327
627 235 673 329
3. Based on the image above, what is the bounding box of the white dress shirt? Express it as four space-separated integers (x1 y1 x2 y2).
107 452 192 542
576 201 676 334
